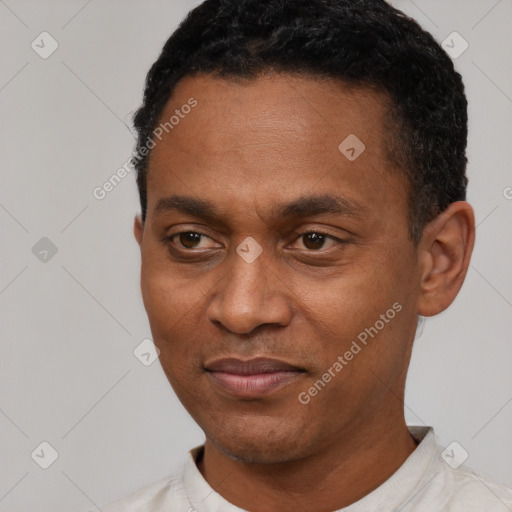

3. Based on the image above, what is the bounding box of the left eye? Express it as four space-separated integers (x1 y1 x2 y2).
293 232 343 251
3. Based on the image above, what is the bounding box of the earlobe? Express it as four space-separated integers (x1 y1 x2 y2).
417 201 475 317
134 214 144 247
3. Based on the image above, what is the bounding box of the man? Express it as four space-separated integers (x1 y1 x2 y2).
102 0 512 510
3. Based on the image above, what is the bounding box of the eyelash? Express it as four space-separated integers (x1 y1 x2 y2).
164 230 346 252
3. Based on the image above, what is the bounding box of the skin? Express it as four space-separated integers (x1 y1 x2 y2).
133 73 475 511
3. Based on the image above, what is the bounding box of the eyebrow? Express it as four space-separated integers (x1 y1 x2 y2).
153 194 365 223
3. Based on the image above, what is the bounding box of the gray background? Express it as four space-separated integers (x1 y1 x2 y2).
0 0 511 510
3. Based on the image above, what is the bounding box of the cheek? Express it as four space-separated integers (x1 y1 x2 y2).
140 263 201 362
141 253 199 325
298 253 412 375
299 263 393 333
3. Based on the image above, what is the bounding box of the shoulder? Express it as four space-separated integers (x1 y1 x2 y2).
100 470 188 512
401 427 512 511
433 463 512 511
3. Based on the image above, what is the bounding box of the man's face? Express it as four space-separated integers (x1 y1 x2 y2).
135 73 422 463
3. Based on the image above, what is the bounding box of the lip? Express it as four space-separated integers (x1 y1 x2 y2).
204 357 305 399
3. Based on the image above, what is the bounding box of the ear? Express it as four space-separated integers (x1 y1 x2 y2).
417 201 475 317
134 214 144 248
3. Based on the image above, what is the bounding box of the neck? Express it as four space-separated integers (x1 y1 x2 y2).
196 414 418 511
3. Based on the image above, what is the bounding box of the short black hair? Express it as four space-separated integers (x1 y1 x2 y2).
132 0 468 243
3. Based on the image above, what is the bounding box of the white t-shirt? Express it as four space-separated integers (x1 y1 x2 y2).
100 426 512 511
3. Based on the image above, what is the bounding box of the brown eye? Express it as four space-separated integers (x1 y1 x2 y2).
302 232 328 250
295 231 343 251
165 231 221 252
177 232 203 249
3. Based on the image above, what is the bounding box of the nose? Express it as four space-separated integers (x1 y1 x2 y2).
206 245 293 334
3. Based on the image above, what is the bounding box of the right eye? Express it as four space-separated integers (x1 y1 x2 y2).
165 231 219 251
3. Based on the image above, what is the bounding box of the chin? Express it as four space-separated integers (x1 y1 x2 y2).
218 439 303 465
204 417 311 465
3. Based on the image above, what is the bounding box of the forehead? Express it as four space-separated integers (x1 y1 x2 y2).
145 73 407 225
151 72 391 159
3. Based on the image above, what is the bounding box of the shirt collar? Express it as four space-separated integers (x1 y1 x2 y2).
182 426 439 512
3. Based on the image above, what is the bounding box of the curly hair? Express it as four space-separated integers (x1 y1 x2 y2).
131 0 468 244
